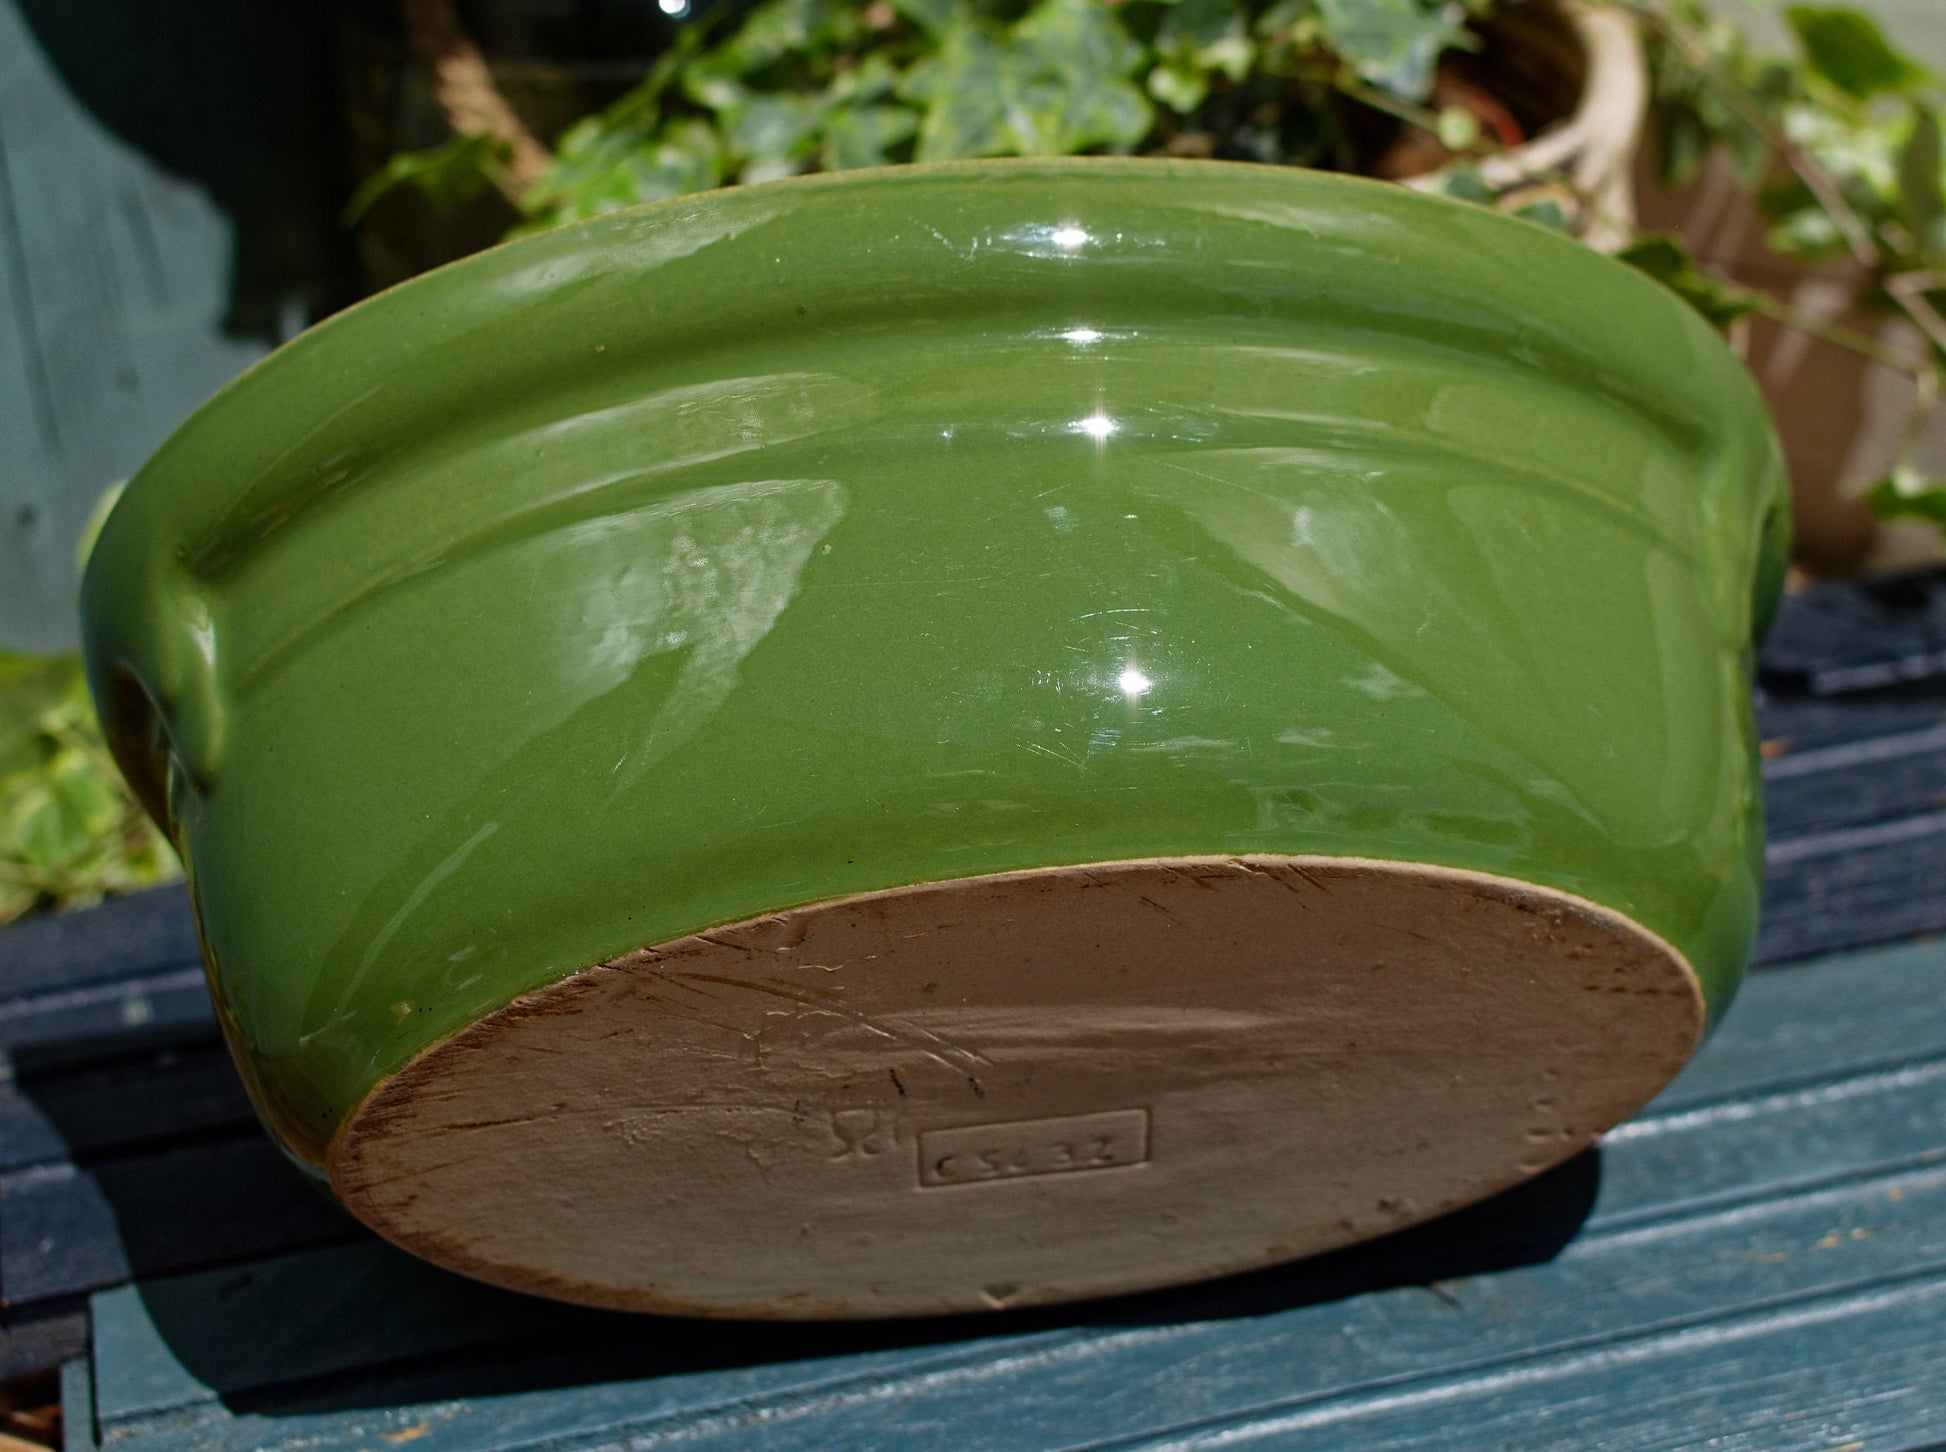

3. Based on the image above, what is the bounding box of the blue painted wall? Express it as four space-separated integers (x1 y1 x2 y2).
2 1 254 651
0 0 348 654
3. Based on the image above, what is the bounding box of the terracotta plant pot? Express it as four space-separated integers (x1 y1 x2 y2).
82 158 1786 1318
1637 151 1946 576
1399 0 1649 251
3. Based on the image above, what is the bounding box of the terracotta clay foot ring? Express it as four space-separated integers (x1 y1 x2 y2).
330 855 1703 1318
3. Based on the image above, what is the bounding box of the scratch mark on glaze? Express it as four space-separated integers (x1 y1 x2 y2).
319 820 502 1025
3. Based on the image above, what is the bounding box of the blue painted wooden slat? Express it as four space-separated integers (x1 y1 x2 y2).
1758 573 1946 694
564 1175 1946 1452
0 1135 357 1308
86 1240 602 1429
0 1039 251 1175
1095 1274 1946 1450
1598 1057 1946 1224
1656 937 1946 1104
68 931 1946 1450
0 884 211 1055
1756 821 1946 962
34 955 1932 1367
0 969 214 1056
60 1355 93 1452
0 886 199 996
1759 720 1946 839
0 1308 85 1384
1754 684 1946 751
75 1167 1946 1450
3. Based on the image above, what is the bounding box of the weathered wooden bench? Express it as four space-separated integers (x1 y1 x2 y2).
6 570 1945 1449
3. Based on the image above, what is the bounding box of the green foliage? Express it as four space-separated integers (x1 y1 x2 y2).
2 482 177 924
1644 0 1946 276
898 0 1152 161
363 0 1502 230
1617 233 1761 327
1148 0 1255 113
344 132 514 224
1638 0 1946 518
1315 0 1473 103
0 651 177 925
1866 470 1946 524
351 0 1946 529
1784 5 1930 103
1642 3 1786 191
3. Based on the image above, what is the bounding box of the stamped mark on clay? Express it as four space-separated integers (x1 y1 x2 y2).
919 1108 1150 1188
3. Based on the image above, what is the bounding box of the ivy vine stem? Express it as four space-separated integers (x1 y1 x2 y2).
1748 291 1933 376
1621 0 1882 268
1887 270 1946 359
1332 72 1505 158
398 0 553 197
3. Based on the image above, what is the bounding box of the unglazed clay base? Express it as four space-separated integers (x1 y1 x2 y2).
331 856 1703 1318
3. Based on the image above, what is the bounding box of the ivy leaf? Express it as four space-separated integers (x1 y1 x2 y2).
680 66 750 114
1427 163 1495 205
1436 105 1481 151
711 0 857 76
899 16 1013 160
1004 68 1153 156
524 120 724 228
1316 0 1471 105
823 103 921 169
1766 205 1848 260
0 651 178 924
892 0 959 37
1617 234 1761 330
1866 472 1946 524
1651 106 1712 190
343 133 507 224
900 1 1152 161
723 93 830 181
1511 196 1571 232
1155 0 1252 68
1012 0 1154 152
1150 0 1254 115
1752 172 1851 260
0 653 80 779
1784 5 1931 102
1899 105 1945 260
1006 0 1153 153
14 748 123 881
1150 56 1212 115
829 51 901 107
1016 0 1144 78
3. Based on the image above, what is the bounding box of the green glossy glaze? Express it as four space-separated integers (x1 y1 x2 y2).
81 159 1788 1168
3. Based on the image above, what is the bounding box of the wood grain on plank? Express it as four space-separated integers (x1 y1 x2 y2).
76 932 1946 1448
0 1039 252 1174
0 1135 356 1307
0 887 198 998
1758 823 1946 963
80 1161 1946 1451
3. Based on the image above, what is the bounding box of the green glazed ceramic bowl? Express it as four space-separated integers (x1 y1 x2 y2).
82 158 1787 1318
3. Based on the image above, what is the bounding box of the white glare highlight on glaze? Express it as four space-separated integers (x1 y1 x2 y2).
658 0 690 13
1073 410 1118 442
1118 666 1153 700
1063 327 1103 345
1051 226 1091 249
